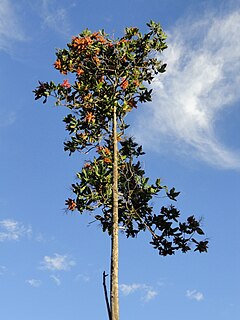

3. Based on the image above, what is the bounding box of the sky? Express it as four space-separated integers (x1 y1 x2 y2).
0 0 240 319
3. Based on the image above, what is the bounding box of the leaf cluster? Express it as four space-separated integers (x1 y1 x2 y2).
66 137 208 254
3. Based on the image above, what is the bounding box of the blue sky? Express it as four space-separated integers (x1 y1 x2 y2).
0 0 240 319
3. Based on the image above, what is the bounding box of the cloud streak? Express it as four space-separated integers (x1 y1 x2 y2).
38 0 71 35
50 275 61 286
40 253 75 271
120 283 158 302
186 289 204 301
0 0 26 52
26 279 42 288
75 273 90 282
135 10 240 169
0 111 16 128
0 219 32 242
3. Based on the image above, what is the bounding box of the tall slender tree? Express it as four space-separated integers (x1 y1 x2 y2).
34 21 208 320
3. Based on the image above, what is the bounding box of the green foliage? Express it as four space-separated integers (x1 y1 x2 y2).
33 21 208 255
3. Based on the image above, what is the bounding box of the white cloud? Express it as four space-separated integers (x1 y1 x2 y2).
144 288 158 302
38 0 71 35
120 283 158 302
186 289 204 301
0 0 26 52
135 10 240 169
40 253 75 271
50 275 61 286
120 283 142 295
26 279 42 287
0 219 32 242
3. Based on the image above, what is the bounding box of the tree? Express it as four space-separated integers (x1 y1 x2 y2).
34 21 208 320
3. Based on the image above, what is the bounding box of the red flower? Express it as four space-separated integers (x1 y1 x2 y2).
54 59 61 70
93 56 101 65
61 79 71 88
133 80 140 87
85 111 95 123
84 163 92 169
77 68 84 76
65 198 77 211
103 147 111 155
120 78 129 90
103 157 112 164
97 146 104 152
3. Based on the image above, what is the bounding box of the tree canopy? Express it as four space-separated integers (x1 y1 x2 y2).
34 20 208 256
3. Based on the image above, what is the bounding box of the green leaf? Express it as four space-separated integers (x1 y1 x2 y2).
156 178 161 188
167 187 180 201
196 228 205 235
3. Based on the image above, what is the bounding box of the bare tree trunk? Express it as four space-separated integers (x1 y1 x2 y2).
110 104 119 320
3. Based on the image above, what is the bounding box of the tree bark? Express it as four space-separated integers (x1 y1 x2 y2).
110 104 119 320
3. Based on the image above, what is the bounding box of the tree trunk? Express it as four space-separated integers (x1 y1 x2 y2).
110 104 119 320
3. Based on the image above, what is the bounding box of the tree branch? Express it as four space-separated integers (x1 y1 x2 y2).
103 271 111 320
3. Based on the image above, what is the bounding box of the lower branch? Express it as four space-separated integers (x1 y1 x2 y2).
103 271 111 320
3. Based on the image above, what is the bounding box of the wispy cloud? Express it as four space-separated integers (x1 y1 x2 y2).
26 279 42 288
0 265 7 275
0 219 32 242
120 283 158 302
0 111 16 128
40 253 76 271
0 0 26 52
50 274 61 286
144 288 158 302
186 289 204 301
135 10 240 169
38 0 71 35
75 273 90 282
35 233 44 242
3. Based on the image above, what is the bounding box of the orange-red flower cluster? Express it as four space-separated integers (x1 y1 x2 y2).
72 36 93 51
54 59 67 74
133 80 140 87
97 146 104 152
84 162 92 169
120 78 129 90
83 93 92 102
85 111 95 123
96 146 112 164
71 32 108 54
93 56 101 65
54 59 61 70
77 68 84 76
61 79 71 88
97 146 111 154
91 32 107 44
117 39 129 45
103 157 112 164
77 132 88 140
103 147 111 155
65 198 77 211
